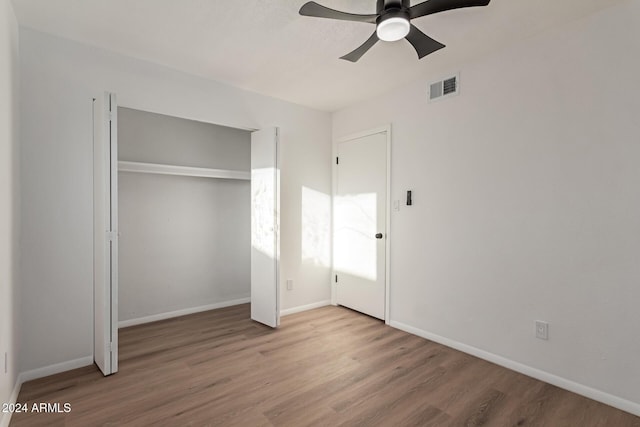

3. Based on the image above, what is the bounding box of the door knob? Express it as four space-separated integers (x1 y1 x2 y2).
375 233 383 239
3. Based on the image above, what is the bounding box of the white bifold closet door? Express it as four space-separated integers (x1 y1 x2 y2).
250 127 280 328
93 92 119 375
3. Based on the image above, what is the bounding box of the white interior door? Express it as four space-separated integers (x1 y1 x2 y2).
335 131 387 320
250 127 280 328
93 92 118 375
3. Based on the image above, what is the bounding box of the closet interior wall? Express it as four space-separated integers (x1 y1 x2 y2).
118 107 251 326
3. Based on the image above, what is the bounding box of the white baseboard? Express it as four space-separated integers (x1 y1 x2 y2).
19 356 94 384
280 300 331 317
390 320 640 417
118 297 250 328
0 376 23 427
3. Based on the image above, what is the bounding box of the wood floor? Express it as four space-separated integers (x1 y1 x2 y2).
11 304 640 426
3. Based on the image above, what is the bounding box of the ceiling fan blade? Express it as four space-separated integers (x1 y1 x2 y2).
340 32 379 62
409 0 490 19
299 1 378 23
405 25 445 59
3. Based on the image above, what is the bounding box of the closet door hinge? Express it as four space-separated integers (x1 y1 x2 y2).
106 231 118 241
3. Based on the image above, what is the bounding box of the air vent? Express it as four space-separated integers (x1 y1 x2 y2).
443 77 457 95
428 73 459 102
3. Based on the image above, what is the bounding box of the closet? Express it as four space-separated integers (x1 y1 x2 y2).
117 107 251 327
93 92 280 376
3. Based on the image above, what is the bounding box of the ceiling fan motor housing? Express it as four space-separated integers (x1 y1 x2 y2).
376 0 410 13
376 8 410 25
376 1 411 42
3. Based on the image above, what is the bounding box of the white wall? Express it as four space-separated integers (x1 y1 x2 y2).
333 1 640 413
119 173 250 322
118 107 251 170
19 28 332 373
0 0 19 420
118 107 251 323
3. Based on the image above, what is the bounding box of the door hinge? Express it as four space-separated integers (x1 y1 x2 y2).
106 231 118 241
109 342 113 352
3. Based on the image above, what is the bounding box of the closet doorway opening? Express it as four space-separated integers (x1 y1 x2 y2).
92 92 280 376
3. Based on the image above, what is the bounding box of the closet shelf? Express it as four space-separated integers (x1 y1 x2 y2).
118 161 250 180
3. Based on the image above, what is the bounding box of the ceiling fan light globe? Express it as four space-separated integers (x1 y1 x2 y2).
376 17 410 42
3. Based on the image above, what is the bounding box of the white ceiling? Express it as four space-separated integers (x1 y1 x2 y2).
12 0 622 111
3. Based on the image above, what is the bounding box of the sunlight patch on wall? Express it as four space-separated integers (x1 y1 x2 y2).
301 186 330 267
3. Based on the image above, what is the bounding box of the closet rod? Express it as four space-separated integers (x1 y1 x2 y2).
118 161 250 180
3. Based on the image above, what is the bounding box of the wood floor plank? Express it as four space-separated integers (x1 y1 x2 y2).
10 304 640 426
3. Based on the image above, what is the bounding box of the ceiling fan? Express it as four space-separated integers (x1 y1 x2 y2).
299 0 490 62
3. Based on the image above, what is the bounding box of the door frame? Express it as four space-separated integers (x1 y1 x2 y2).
332 125 391 324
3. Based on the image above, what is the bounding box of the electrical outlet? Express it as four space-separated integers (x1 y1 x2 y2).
286 279 293 291
535 320 549 340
